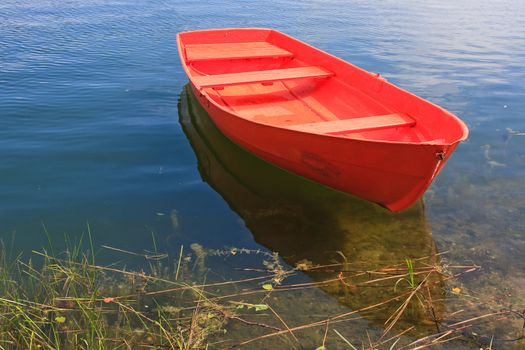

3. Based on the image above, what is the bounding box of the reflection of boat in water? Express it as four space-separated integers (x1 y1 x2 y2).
178 85 444 331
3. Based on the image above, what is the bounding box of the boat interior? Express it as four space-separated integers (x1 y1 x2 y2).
178 29 466 144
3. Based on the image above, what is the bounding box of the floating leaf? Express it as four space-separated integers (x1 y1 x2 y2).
451 287 461 295
55 316 66 323
295 259 313 271
231 302 268 312
160 305 182 313
254 304 269 312
262 283 273 291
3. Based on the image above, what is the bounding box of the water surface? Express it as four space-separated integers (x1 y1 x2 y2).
1 0 524 348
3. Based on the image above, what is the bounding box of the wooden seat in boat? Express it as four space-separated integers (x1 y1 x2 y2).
185 42 293 62
286 114 416 134
193 66 333 88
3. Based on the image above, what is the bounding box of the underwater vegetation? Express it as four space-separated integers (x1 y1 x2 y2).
1 230 523 350
0 87 522 349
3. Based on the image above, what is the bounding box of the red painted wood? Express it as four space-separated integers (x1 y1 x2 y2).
185 41 293 62
286 113 415 134
177 28 469 212
193 66 333 88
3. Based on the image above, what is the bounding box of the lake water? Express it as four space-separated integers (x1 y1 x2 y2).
1 0 524 348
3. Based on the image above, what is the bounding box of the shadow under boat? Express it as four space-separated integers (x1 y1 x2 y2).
178 85 445 332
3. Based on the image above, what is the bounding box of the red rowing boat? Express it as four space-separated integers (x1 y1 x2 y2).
176 28 468 212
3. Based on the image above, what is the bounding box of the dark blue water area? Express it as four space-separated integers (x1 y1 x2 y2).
1 0 525 343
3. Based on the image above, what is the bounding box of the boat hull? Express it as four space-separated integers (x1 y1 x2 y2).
190 84 453 211
177 28 468 211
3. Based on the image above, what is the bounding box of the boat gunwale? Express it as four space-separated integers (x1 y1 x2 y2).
176 28 469 147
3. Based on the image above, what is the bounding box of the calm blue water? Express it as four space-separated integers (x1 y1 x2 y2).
1 0 525 347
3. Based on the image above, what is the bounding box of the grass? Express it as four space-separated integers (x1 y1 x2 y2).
0 235 523 349
0 237 227 349
393 258 416 292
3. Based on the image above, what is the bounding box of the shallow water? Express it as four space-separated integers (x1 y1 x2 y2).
1 0 524 348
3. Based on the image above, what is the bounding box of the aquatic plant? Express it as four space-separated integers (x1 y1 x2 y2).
394 258 417 291
0 238 228 349
1 235 522 350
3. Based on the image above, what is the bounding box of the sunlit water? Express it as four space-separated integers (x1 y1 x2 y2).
1 0 524 348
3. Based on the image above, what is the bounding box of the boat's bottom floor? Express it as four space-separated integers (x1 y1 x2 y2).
204 81 430 143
